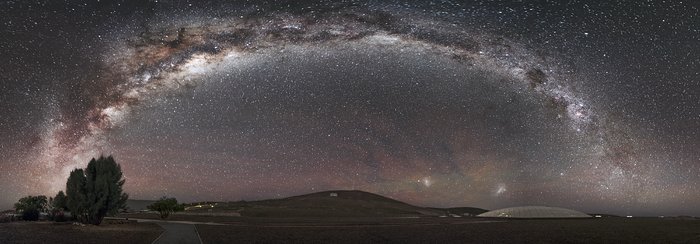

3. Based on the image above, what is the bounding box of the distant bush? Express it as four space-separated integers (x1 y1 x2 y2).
21 209 40 221
0 214 17 223
14 195 48 221
51 210 68 222
148 197 185 219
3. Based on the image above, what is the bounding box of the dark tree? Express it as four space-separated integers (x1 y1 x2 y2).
14 195 48 221
85 156 129 225
50 191 68 211
147 196 185 219
49 191 69 222
66 168 88 222
65 156 129 225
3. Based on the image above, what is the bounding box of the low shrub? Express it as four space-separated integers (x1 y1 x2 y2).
21 208 40 221
52 210 68 222
0 214 16 223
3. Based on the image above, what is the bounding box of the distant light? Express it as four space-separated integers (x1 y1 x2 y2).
594 215 602 218
626 215 633 218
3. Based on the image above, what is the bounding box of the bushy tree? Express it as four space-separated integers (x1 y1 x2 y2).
85 156 129 224
66 168 88 222
14 195 48 221
49 191 69 222
50 191 68 211
65 156 129 225
148 196 185 219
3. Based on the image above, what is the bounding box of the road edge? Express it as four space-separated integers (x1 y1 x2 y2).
150 225 166 244
194 224 204 244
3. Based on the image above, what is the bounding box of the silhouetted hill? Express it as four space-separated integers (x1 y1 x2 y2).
186 190 482 217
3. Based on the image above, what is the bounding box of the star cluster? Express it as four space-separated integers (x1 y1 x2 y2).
0 0 698 216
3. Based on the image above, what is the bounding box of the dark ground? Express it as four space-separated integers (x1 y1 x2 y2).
0 221 163 244
195 217 700 244
5 216 699 243
119 213 243 223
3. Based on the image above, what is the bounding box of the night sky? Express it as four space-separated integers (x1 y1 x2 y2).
1 0 698 216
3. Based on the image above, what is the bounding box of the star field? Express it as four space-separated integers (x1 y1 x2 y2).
0 0 698 216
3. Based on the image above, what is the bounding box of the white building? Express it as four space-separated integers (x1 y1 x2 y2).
477 206 591 218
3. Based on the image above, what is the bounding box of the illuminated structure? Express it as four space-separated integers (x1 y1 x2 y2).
477 206 591 218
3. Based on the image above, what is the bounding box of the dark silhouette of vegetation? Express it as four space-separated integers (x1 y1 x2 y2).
14 195 48 221
50 191 68 211
65 156 129 225
67 168 88 222
49 191 68 222
147 196 185 219
0 210 18 223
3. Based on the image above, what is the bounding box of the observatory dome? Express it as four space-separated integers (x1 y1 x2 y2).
477 206 591 218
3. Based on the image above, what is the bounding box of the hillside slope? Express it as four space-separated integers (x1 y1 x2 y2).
188 190 447 217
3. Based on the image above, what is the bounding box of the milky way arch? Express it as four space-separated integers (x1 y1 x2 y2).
100 9 596 141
